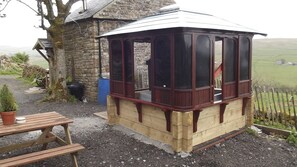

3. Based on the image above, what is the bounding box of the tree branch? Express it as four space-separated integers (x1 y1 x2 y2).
65 0 80 15
42 0 55 20
0 0 12 17
16 0 40 15
37 0 49 31
55 0 65 15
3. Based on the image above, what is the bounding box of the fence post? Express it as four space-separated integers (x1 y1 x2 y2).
271 88 279 123
280 90 287 126
286 91 292 126
254 87 260 118
276 90 283 122
265 87 273 125
291 92 297 130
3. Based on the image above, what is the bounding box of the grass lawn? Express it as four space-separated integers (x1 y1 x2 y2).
29 56 49 69
252 38 297 88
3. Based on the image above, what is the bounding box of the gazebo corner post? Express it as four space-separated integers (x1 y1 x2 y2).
171 111 183 152
106 95 119 125
181 111 194 152
171 110 194 153
243 97 253 126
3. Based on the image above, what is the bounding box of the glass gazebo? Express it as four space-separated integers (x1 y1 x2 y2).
100 5 266 152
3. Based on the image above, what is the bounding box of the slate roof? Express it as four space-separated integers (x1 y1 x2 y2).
65 0 113 23
100 4 267 37
32 38 53 50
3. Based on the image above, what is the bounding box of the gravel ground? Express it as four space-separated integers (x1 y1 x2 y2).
1 75 297 167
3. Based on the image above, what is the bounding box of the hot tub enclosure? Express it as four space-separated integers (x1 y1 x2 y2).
101 5 266 152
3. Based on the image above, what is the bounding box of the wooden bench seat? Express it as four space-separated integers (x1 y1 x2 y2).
0 144 85 167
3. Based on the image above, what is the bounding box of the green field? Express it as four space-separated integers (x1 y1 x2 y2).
253 38 297 88
29 56 49 69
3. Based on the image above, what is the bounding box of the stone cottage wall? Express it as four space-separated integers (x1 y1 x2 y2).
94 0 175 20
64 0 176 102
64 19 99 101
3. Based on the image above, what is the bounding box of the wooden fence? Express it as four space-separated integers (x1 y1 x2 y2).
253 86 297 130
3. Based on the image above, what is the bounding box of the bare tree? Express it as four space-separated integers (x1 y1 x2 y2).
0 0 81 100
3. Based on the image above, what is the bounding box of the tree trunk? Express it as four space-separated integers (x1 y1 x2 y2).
47 21 68 101
48 46 68 100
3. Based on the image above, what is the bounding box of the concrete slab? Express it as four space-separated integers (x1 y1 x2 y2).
93 111 108 120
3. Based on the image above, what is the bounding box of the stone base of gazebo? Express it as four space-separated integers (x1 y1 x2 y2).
107 96 253 152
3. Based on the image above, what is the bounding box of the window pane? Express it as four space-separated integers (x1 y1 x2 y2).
154 36 171 88
224 39 236 82
124 40 133 82
134 42 151 90
240 37 250 80
111 40 123 81
196 35 211 88
175 34 192 89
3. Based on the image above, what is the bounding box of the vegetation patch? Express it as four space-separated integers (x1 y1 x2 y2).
0 55 23 75
246 127 258 136
254 118 294 131
287 132 297 147
22 65 47 87
11 52 29 64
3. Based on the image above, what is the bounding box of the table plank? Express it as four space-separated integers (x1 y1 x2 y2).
0 136 57 154
0 112 73 137
0 144 85 166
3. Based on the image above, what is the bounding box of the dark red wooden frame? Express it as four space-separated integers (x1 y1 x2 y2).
108 28 254 111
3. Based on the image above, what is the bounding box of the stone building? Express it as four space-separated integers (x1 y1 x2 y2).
64 0 175 101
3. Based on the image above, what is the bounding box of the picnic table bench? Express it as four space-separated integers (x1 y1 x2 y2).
0 112 85 167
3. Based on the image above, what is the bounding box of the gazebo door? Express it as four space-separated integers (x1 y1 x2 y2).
152 35 172 106
222 38 237 100
123 40 135 98
133 41 152 101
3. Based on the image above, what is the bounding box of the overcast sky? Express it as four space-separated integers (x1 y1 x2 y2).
0 0 296 47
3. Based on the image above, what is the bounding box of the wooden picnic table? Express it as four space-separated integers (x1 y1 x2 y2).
0 111 84 167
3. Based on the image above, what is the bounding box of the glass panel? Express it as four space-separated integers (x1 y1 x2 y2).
224 38 236 82
214 38 223 89
154 36 171 88
240 37 250 80
175 34 192 89
124 40 133 82
134 42 151 90
111 40 122 81
196 35 211 88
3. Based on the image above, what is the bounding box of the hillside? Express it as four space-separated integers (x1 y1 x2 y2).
253 38 297 58
0 45 48 68
252 38 297 88
0 45 39 57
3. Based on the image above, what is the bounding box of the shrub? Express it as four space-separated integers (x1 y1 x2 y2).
11 52 29 64
246 127 257 136
0 84 18 112
287 132 297 147
22 65 47 87
0 55 23 75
